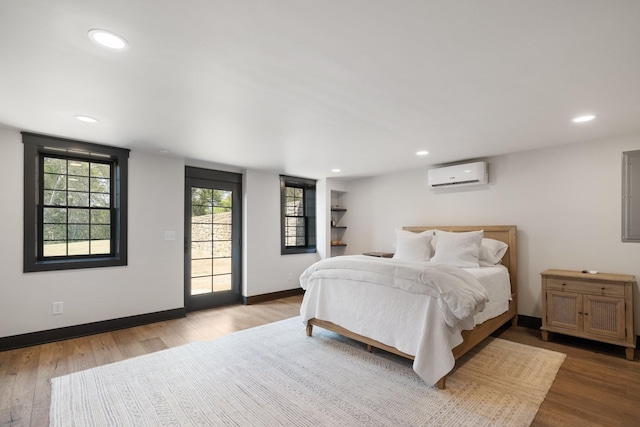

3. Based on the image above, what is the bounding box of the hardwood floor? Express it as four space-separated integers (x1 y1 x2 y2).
1 295 638 426
496 324 640 427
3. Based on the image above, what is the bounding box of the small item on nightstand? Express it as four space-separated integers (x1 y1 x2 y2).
363 251 394 258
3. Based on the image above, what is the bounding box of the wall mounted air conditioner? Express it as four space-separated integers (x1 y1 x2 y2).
428 161 489 188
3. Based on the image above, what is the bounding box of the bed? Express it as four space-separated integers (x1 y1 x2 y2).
300 225 518 389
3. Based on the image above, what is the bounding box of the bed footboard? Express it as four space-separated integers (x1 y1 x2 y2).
305 297 517 390
305 318 452 388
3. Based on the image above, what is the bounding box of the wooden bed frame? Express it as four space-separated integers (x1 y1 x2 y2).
305 225 518 389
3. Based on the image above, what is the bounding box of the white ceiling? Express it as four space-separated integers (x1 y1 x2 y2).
1 1 639 179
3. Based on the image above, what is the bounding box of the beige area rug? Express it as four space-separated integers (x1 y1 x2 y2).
50 317 565 426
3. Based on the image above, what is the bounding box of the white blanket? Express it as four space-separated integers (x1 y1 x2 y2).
299 255 491 385
300 255 488 327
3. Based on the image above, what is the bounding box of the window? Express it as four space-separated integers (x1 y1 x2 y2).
23 132 129 272
280 175 316 255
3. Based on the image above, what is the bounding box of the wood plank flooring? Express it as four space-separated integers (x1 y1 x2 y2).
1 295 638 426
497 324 640 427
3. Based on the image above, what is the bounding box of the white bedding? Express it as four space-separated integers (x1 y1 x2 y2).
299 256 511 386
464 265 511 325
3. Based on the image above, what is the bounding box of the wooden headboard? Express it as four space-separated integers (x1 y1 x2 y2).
402 225 518 298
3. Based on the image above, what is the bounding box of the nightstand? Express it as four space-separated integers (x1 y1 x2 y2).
363 252 394 258
540 269 636 360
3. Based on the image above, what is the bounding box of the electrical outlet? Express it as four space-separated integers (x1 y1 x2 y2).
52 301 63 315
164 231 176 241
288 273 293 281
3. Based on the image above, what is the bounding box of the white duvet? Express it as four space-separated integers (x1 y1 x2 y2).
299 255 490 386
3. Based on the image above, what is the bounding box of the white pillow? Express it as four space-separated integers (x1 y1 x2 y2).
479 238 508 266
430 230 483 268
392 230 434 262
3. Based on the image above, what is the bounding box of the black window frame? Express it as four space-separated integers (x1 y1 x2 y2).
280 175 316 255
23 132 129 272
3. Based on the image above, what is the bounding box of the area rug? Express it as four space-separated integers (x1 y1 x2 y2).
50 317 565 426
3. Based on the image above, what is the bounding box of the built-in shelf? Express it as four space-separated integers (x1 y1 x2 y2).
330 192 347 255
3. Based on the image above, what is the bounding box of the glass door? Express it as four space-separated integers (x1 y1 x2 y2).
185 167 241 311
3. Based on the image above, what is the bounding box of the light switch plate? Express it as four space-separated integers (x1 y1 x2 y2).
52 301 63 315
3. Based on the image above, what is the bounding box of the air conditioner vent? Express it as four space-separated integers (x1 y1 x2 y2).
428 162 488 189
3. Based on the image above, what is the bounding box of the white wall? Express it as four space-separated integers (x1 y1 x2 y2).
0 127 327 338
243 169 319 297
0 127 185 337
0 125 325 338
342 133 640 332
9 121 635 337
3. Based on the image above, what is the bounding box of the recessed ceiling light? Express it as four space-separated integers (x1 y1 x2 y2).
331 168 341 173
160 149 172 154
75 115 98 123
416 150 429 156
88 29 129 50
572 114 596 123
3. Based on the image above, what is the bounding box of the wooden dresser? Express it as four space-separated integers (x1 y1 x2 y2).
540 269 636 360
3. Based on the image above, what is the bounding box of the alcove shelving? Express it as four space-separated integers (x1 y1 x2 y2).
330 191 347 254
